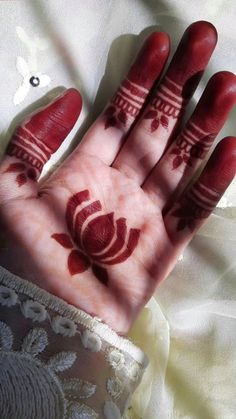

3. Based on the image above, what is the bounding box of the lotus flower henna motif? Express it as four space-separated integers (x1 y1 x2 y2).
51 190 140 285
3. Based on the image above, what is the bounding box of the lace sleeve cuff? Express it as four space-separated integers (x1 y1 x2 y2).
0 266 149 419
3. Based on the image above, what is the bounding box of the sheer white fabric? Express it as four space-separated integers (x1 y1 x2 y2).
0 1 235 418
0 266 148 419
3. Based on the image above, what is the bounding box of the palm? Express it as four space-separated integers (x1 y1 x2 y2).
1 23 236 334
0 152 172 333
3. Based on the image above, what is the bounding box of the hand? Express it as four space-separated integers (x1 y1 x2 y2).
0 21 235 335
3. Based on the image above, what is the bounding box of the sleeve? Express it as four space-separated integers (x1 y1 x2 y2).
0 266 149 419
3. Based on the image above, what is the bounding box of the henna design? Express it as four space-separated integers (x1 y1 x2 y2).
4 162 37 187
104 78 148 129
171 181 221 232
144 77 185 133
170 122 216 170
6 89 82 185
7 126 52 177
51 190 140 285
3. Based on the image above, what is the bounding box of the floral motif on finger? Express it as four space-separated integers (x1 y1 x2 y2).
6 125 52 179
170 122 216 170
51 190 140 285
171 180 221 232
144 76 185 133
104 78 148 129
3 162 37 187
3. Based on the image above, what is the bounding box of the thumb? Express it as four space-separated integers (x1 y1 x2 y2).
0 88 82 201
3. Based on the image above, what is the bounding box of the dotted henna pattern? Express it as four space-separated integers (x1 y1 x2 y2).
51 190 140 285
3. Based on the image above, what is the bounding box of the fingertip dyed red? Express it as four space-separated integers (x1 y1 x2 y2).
167 21 217 88
192 71 236 131
200 136 236 192
128 32 170 89
50 87 83 120
187 21 218 45
20 88 82 153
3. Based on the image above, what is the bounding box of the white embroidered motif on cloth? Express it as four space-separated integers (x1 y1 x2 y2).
14 26 51 105
0 322 98 419
0 274 146 419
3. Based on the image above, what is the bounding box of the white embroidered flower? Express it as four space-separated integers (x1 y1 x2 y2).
14 57 51 105
21 300 47 322
107 349 125 370
67 401 98 418
51 316 77 337
0 286 18 307
106 377 123 400
14 27 51 105
126 362 141 382
0 323 98 418
81 330 102 352
103 400 121 419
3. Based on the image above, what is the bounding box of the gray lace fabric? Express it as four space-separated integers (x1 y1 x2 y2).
0 266 149 419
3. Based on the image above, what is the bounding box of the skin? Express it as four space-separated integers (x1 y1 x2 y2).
0 21 235 336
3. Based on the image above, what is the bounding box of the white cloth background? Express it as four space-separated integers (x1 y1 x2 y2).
0 1 235 418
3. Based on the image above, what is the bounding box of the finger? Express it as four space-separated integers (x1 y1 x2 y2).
78 32 170 165
164 137 236 248
0 88 82 200
143 71 236 209
113 21 218 183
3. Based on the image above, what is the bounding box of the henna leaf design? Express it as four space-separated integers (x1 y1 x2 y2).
151 118 159 132
4 163 26 173
4 163 37 187
117 110 127 125
160 115 169 128
172 155 183 169
144 109 169 133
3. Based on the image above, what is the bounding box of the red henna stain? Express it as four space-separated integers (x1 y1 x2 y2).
170 73 236 169
6 89 82 178
4 163 26 173
51 233 74 249
27 168 37 180
93 218 127 261
190 72 236 134
82 213 115 255
144 22 217 136
66 190 90 233
103 228 140 264
68 250 90 275
104 81 148 130
171 137 236 232
74 201 102 248
92 264 109 286
166 21 217 99
170 123 216 170
128 32 170 89
16 173 27 187
52 191 141 284
104 32 170 130
198 136 236 194
4 162 38 186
